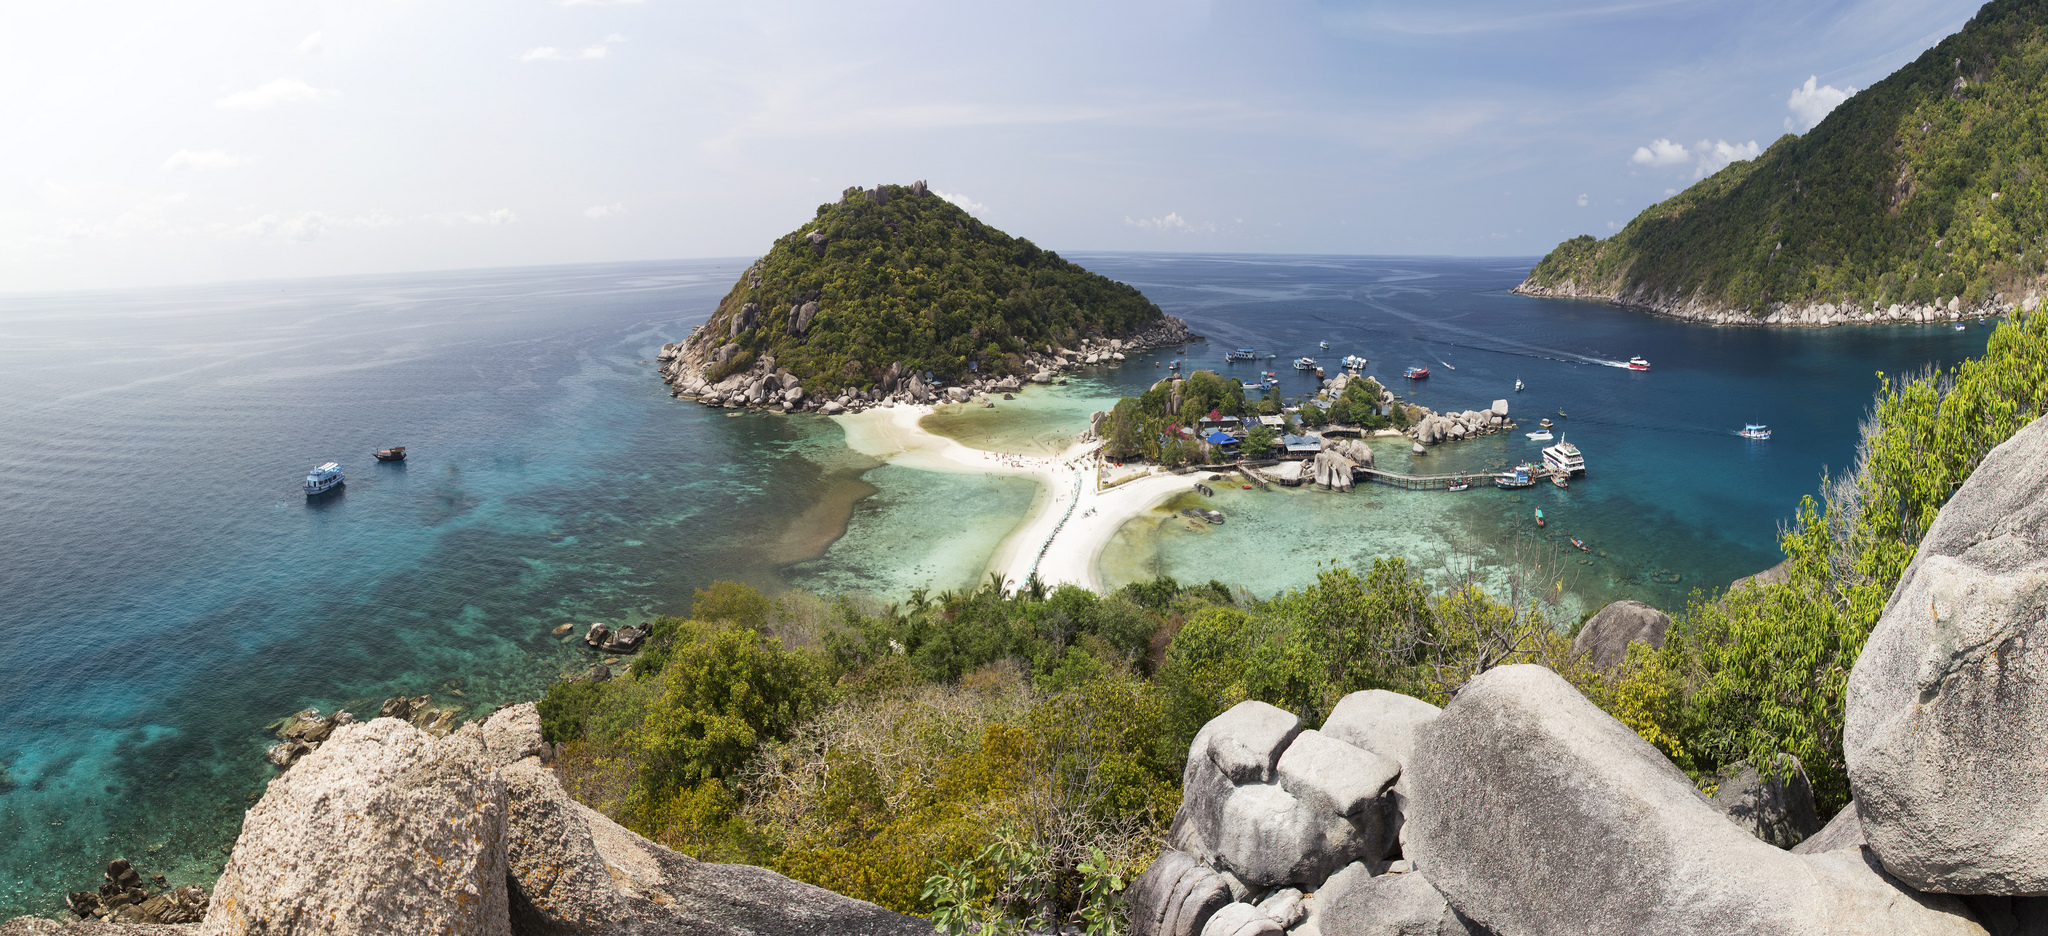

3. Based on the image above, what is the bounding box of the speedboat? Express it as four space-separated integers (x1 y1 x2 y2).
1955 323 1968 331
373 446 407 462
1342 355 1368 369
1294 357 1318 370
304 462 344 495
1739 423 1771 440
1526 430 1553 441
1627 356 1651 370
1538 418 1553 429
1514 378 1524 391
1320 340 1331 350
1404 366 1429 379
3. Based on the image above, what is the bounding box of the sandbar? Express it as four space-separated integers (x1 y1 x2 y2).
836 403 1194 590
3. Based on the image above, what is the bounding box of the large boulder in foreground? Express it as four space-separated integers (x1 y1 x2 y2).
1846 414 2048 895
206 717 512 936
1317 862 1474 936
1407 664 1985 936
1571 600 1670 673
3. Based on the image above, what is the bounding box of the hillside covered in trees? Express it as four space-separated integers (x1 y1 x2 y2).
664 182 1185 397
1521 0 2048 318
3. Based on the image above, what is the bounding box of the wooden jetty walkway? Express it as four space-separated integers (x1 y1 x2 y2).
1357 465 1560 491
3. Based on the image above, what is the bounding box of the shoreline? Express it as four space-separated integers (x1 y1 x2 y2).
836 402 1192 591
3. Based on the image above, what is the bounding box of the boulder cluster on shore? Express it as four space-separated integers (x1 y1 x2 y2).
1512 280 2040 328
1128 414 2048 936
656 316 1197 415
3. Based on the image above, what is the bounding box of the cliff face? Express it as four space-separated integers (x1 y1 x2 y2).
0 704 934 936
656 181 1194 412
1518 0 2048 325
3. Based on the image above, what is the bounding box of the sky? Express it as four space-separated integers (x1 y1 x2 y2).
0 0 1989 292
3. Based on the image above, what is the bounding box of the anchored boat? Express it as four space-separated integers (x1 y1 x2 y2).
304 462 344 495
1226 348 1258 362
1494 464 1536 489
1403 366 1429 379
1542 439 1585 477
1342 355 1368 369
373 446 406 462
1294 356 1318 370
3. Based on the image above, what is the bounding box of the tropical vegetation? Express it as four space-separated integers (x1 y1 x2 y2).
694 183 1167 395
1524 0 2048 314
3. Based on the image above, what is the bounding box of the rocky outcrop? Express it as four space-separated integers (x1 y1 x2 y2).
1406 664 1985 935
1846 413 2048 895
1571 600 1671 673
1708 755 1822 850
1512 280 2031 329
1310 451 1356 491
1793 802 1866 855
3 702 935 936
1317 862 1473 936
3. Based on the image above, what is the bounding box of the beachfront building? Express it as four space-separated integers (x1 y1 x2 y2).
1282 433 1322 456
1197 410 1241 432
1205 430 1240 457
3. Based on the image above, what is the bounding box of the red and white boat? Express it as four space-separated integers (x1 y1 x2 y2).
1404 366 1429 379
1627 356 1651 371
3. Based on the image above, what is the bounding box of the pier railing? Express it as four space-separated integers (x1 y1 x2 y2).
1356 465 1558 491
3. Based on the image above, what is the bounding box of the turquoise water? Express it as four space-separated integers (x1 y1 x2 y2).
0 254 1989 916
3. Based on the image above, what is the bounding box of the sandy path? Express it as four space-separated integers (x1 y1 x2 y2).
836 404 1194 590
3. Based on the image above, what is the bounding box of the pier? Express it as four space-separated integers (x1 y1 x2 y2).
1356 465 1561 491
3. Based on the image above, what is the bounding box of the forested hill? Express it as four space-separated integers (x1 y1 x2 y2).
667 181 1184 395
1519 0 2048 321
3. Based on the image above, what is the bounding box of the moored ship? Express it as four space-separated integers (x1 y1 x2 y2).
304 462 344 495
1542 440 1585 476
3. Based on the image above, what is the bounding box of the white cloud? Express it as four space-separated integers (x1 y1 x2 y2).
1693 138 1760 177
583 203 626 218
1665 188 1677 196
1575 193 1588 207
161 149 247 171
214 78 335 110
1785 75 1855 132
442 209 518 225
1126 212 1215 233
932 189 985 214
1630 138 1690 167
296 31 322 56
522 36 621 62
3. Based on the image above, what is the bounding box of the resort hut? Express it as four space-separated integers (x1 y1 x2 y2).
1197 410 1241 432
1282 433 1322 456
1205 430 1240 457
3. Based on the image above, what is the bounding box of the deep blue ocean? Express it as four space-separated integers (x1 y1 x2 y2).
0 254 1987 916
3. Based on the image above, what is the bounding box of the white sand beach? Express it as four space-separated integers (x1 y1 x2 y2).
837 403 1195 590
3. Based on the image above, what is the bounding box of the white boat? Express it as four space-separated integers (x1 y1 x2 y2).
1319 340 1331 350
1515 378 1524 391
1294 357 1317 370
1342 355 1368 369
1526 430 1553 441
1739 423 1771 440
1542 440 1585 476
1627 356 1651 371
304 462 344 495
1494 465 1535 489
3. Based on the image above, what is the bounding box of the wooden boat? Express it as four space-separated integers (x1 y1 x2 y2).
1535 508 1545 528
1447 481 1470 492
1571 538 1588 551
1739 424 1771 440
373 446 407 462
1495 465 1535 489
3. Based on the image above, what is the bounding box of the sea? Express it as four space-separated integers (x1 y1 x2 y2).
0 254 1988 916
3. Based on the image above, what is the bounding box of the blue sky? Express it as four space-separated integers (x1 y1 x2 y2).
0 0 1985 290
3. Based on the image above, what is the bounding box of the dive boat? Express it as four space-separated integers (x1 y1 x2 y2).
1403 366 1429 379
1739 423 1771 440
1542 439 1585 477
1294 357 1318 370
1342 355 1368 369
304 462 344 495
1627 356 1651 371
373 446 406 462
1526 430 1553 441
1495 464 1535 489
1226 348 1258 362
